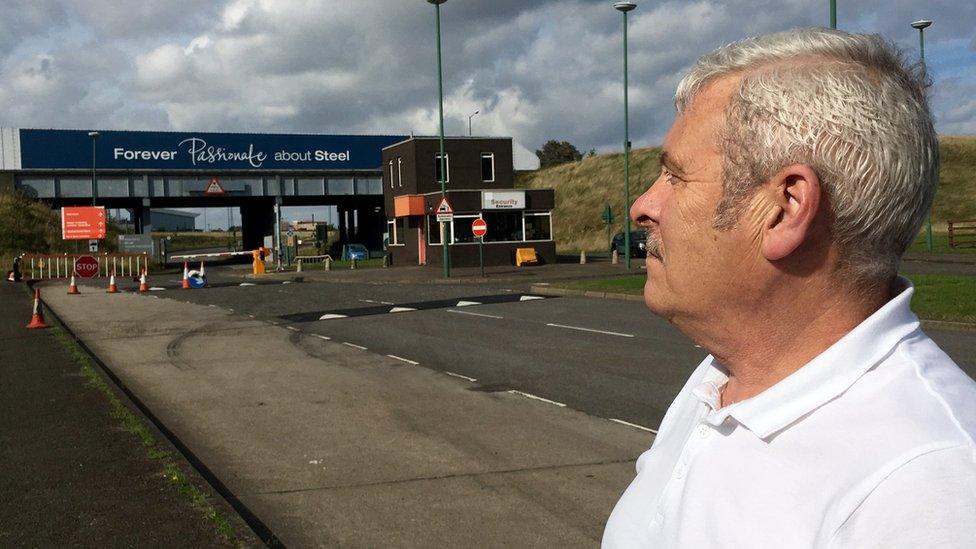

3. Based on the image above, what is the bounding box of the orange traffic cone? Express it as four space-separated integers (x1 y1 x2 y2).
138 269 149 293
68 274 80 295
26 288 49 329
181 262 191 289
106 270 119 293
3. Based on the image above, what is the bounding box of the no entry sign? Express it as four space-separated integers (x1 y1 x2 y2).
74 255 99 278
472 217 487 238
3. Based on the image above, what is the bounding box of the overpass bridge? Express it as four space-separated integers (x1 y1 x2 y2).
0 128 406 251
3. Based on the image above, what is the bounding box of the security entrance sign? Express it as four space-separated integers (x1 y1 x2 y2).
62 206 106 240
482 190 525 210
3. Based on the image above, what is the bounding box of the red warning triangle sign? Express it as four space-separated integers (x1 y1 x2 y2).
204 177 226 195
435 196 454 214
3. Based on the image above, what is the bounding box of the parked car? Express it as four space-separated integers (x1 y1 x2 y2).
341 243 369 261
610 230 648 258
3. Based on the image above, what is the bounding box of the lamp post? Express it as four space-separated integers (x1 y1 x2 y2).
829 0 837 28
87 131 99 206
468 110 479 136
428 0 450 277
615 1 635 270
912 19 933 252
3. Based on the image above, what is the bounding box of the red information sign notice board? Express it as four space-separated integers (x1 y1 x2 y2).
62 206 107 240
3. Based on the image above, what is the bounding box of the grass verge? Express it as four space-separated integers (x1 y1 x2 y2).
551 274 976 324
51 326 240 547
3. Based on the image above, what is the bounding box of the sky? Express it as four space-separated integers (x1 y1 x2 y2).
2 0 973 228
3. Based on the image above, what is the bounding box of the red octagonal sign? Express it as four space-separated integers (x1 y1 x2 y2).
74 255 99 278
471 217 487 238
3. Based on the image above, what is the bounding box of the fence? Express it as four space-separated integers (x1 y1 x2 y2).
22 253 151 280
948 220 976 248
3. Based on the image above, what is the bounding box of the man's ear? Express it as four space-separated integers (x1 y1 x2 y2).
761 164 822 261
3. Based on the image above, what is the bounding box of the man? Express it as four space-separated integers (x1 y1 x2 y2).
603 28 976 548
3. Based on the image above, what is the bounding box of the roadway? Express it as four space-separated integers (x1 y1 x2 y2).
145 267 976 431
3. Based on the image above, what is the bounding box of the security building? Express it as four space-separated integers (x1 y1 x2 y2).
150 208 199 231
383 137 555 267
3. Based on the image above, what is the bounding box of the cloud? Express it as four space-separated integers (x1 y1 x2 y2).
0 0 972 154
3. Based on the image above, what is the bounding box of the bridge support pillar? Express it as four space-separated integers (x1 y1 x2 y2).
241 201 274 251
133 200 152 234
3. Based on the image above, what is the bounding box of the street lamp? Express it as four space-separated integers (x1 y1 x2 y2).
428 0 450 277
829 0 837 29
87 131 99 206
615 1 635 270
468 110 479 136
912 19 933 252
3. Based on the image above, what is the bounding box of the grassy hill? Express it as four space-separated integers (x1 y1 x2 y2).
518 136 976 253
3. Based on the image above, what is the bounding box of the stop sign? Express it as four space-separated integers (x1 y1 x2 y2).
472 217 487 238
74 255 99 278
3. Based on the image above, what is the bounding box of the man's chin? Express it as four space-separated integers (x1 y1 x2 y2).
642 278 670 318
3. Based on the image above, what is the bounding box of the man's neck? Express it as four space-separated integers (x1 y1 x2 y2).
688 278 890 408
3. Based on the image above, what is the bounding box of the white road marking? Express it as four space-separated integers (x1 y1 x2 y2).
379 301 394 305
248 314 255 318
316 334 331 341
239 283 256 286
287 326 300 332
455 300 481 307
361 299 377 303
535 283 550 286
609 418 658 434
208 304 216 308
389 307 416 313
282 281 292 284
343 342 367 350
387 354 419 365
267 321 279 325
694 344 702 348
227 308 234 312
508 390 567 407
319 314 348 320
546 323 634 338
149 287 166 291
444 371 477 382
446 309 503 319
520 295 544 301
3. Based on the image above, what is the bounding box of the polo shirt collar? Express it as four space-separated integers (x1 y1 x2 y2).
692 277 920 439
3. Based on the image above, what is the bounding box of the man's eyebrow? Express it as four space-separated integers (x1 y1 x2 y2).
659 150 687 176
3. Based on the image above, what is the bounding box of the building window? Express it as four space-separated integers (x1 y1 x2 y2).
524 212 552 241
427 216 452 245
483 211 523 243
451 214 479 244
389 160 395 189
397 157 403 187
481 153 495 182
434 153 450 184
387 220 399 246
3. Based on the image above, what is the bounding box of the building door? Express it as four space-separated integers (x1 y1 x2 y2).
418 223 426 265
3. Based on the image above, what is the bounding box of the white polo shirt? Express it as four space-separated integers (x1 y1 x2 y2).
603 279 976 548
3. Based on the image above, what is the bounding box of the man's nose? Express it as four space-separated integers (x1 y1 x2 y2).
630 179 663 227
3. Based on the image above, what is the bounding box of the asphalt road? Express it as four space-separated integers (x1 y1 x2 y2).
143 270 976 430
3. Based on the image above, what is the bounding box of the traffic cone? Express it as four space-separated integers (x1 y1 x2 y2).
26 289 49 329
67 274 80 295
138 269 149 293
106 270 119 293
182 262 190 289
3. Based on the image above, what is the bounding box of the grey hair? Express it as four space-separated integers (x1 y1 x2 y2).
675 27 938 288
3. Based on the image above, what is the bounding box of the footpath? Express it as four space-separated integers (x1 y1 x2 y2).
0 283 250 547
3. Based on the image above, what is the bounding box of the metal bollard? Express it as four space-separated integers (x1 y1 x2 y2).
324 257 332 271
382 254 389 268
612 249 619 265
580 250 587 264
350 257 357 270
296 258 303 272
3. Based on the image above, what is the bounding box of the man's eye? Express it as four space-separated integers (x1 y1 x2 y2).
663 168 677 185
